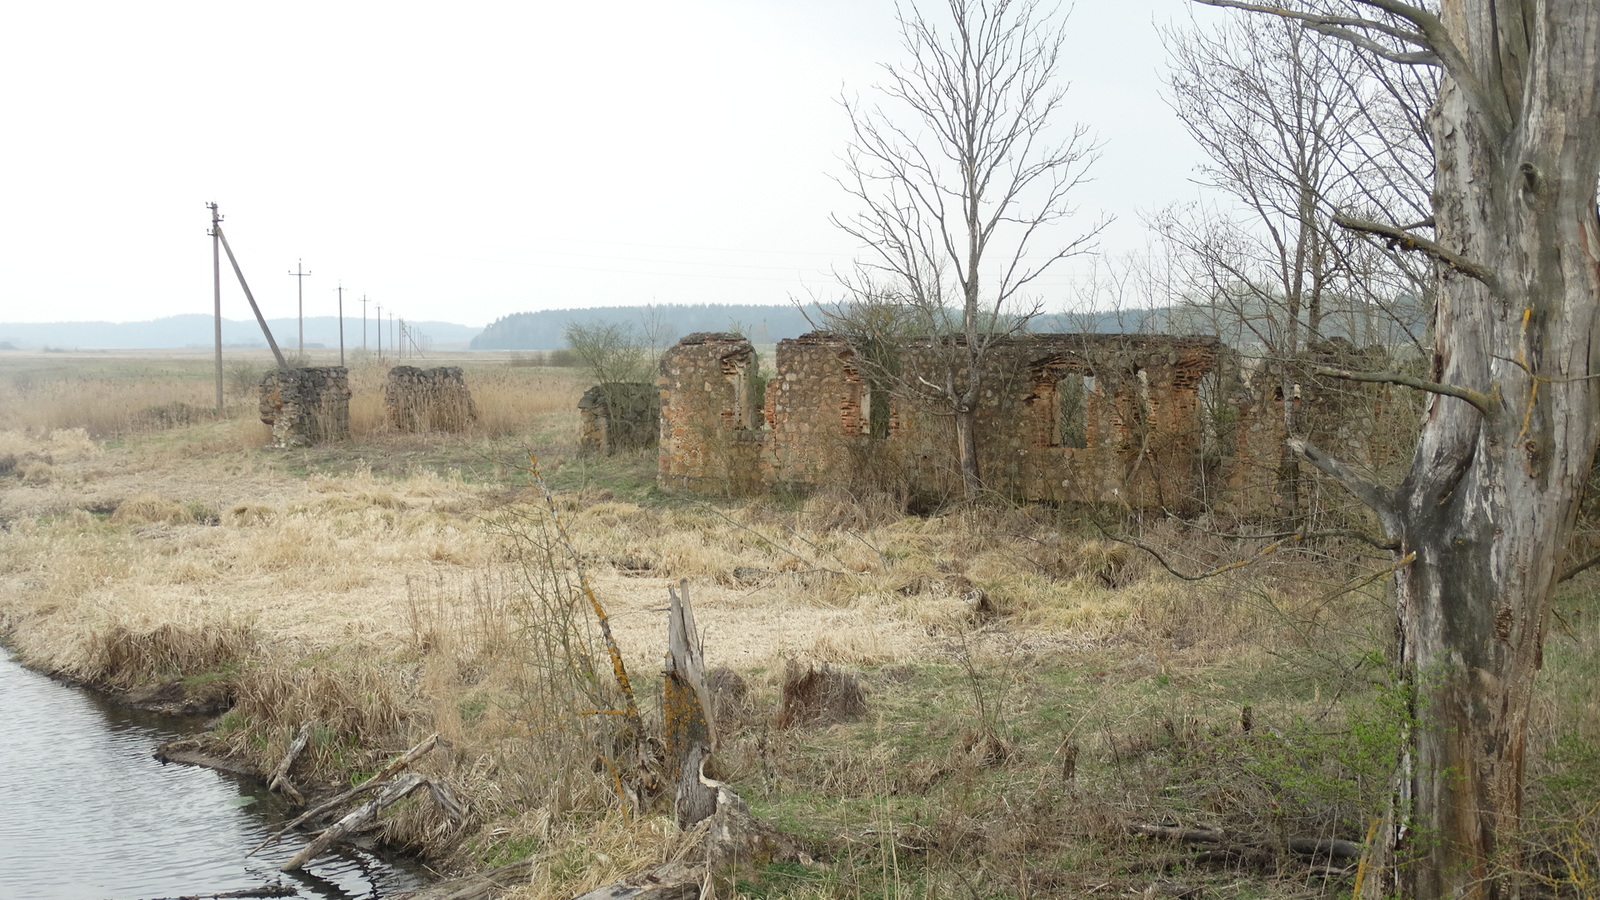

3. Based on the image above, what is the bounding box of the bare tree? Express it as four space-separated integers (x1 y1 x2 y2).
1191 1 1600 897
825 0 1103 498
1155 14 1433 521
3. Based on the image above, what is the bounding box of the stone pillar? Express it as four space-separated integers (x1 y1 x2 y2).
383 366 477 432
577 382 661 455
258 367 351 448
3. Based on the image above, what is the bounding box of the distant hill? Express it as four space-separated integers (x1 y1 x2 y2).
0 314 482 351
471 304 822 350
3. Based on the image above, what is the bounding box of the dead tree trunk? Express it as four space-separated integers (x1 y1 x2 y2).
1195 2 1600 897
1383 10 1600 894
662 580 715 828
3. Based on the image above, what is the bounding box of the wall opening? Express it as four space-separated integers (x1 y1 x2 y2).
868 386 891 439
722 353 756 430
1055 373 1094 448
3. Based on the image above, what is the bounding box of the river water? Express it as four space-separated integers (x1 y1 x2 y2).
0 651 430 900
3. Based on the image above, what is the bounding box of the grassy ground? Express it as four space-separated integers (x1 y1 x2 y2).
0 350 1596 900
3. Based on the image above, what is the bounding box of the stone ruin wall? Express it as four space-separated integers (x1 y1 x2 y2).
1224 339 1415 520
762 332 886 490
258 366 351 449
797 333 1223 507
657 333 768 495
384 366 477 433
578 382 661 455
654 330 1229 508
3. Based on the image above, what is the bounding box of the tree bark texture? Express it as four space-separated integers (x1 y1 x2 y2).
1387 5 1600 897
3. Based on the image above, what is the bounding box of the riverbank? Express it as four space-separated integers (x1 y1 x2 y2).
0 649 430 900
3 355 1598 899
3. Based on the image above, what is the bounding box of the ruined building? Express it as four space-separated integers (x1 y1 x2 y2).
384 366 477 433
259 367 351 449
577 382 661 455
655 331 1228 507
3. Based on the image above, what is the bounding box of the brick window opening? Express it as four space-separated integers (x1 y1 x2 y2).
1056 373 1094 449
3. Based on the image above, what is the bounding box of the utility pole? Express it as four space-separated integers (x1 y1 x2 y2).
376 303 382 358
209 203 224 413
336 281 346 367
360 294 370 351
288 259 311 356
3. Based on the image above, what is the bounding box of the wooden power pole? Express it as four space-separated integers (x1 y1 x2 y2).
288 260 311 356
209 203 224 413
336 281 346 367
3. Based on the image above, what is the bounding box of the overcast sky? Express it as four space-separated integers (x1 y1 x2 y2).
0 0 1232 328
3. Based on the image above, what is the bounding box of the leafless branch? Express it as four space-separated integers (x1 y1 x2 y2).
1558 551 1600 584
1332 213 1500 287
1286 437 1399 530
1313 365 1496 416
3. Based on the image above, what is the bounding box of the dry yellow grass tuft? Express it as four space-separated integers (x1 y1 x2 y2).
111 492 194 525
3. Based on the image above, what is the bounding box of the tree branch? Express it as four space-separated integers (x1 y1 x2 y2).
1107 531 1297 582
1312 365 1497 417
1558 551 1600 584
1286 437 1400 531
1188 0 1511 138
1304 23 1439 65
1332 213 1500 287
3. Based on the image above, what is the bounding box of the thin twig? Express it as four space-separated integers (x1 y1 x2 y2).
524 454 643 739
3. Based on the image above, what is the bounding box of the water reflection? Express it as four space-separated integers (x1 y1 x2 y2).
0 652 427 900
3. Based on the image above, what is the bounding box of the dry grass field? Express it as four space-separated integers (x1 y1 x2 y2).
1 349 1597 900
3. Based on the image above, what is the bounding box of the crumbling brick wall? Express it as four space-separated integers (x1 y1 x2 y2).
865 334 1222 507
657 330 1225 507
763 332 887 490
657 333 769 495
578 382 661 455
258 366 351 448
384 366 477 433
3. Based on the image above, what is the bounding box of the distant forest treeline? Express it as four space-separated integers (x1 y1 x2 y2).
470 304 825 350
469 304 1184 351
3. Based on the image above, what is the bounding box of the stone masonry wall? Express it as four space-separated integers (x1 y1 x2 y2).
259 366 351 448
763 332 881 489
384 366 477 433
1225 339 1414 520
657 333 768 495
656 330 1226 507
776 333 1223 507
578 382 661 455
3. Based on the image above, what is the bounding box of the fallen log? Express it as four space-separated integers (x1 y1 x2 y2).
266 722 314 805
249 732 440 857
1131 823 1364 869
280 773 428 871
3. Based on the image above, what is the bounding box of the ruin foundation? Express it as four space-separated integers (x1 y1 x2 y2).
578 382 661 455
259 367 351 448
383 366 477 433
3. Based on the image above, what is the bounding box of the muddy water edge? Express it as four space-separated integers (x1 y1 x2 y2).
0 649 431 900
